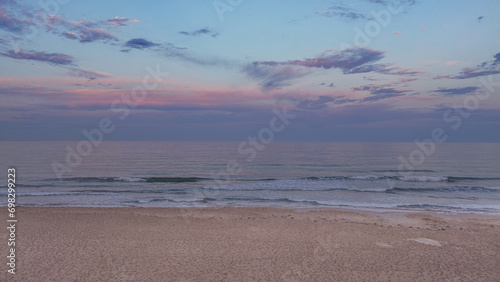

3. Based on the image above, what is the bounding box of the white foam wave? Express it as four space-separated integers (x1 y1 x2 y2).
349 175 382 180
398 176 448 182
113 177 146 182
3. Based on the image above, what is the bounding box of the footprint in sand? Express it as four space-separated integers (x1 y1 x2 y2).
408 238 442 246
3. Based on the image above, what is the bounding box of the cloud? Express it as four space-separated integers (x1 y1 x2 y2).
0 48 74 65
493 52 500 65
44 15 119 43
432 86 479 96
318 1 415 20
375 66 423 76
242 63 311 90
102 17 138 27
296 96 335 110
123 38 159 49
363 88 407 102
0 3 137 44
353 84 409 102
77 29 116 43
433 75 452 80
366 0 416 5
66 68 111 80
179 28 219 37
0 7 31 33
43 14 137 43
399 78 418 82
62 31 78 40
317 5 367 20
319 82 335 87
120 38 189 59
434 52 500 79
318 4 370 20
346 63 390 74
243 48 420 90
252 47 420 77
453 68 500 79
258 48 385 73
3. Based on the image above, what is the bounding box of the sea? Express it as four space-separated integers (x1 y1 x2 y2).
1 141 500 214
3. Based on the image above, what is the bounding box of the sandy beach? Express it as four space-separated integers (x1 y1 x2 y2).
2 207 499 281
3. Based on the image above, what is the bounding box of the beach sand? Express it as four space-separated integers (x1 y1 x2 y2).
3 207 500 281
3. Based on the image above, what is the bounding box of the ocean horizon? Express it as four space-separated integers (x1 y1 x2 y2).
2 141 499 214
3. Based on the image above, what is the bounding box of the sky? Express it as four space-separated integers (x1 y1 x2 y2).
0 0 499 142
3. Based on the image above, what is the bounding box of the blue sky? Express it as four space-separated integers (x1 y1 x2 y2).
0 0 499 141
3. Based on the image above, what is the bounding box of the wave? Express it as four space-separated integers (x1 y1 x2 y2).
394 204 500 213
45 174 500 186
397 176 448 182
372 169 437 173
48 177 209 183
303 175 500 183
387 186 499 193
447 176 500 182
301 175 448 182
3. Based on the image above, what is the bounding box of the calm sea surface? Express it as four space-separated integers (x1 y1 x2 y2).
1 142 499 213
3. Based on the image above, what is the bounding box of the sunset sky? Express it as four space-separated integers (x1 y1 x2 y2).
1 0 499 141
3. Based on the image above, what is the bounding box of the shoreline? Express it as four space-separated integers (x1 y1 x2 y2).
3 206 500 281
9 204 500 216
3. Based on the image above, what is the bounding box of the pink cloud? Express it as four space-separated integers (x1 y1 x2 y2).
399 78 418 82
433 74 452 79
102 17 139 27
44 15 121 43
445 60 460 66
399 96 438 101
0 48 74 65
377 66 424 76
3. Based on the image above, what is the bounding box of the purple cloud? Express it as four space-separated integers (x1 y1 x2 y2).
124 38 159 49
44 15 135 43
493 52 500 65
179 27 219 38
366 0 416 5
258 48 385 73
0 1 138 44
434 52 500 79
376 66 423 76
432 86 479 96
66 68 110 80
353 84 409 102
0 7 31 33
243 48 421 90
296 96 336 110
317 1 416 21
0 49 74 65
243 63 311 90
101 17 138 27
318 6 367 20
